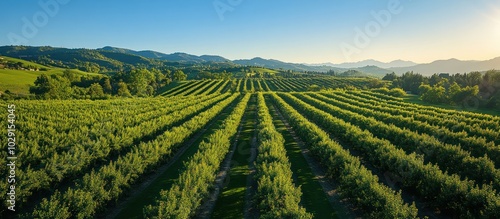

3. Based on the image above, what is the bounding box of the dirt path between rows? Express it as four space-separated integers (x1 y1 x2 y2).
244 132 258 219
196 104 248 219
196 95 259 219
103 100 237 219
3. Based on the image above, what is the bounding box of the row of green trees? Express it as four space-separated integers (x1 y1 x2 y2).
144 93 250 218
0 94 229 212
269 93 418 218
355 90 500 127
215 77 379 93
346 91 500 144
33 93 239 218
278 92 500 218
255 93 312 218
323 91 500 166
297 93 500 191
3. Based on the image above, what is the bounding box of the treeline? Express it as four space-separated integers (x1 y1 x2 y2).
28 68 187 99
383 70 500 109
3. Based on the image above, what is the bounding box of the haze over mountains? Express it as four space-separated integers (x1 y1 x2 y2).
309 59 418 69
388 57 500 75
1 45 499 77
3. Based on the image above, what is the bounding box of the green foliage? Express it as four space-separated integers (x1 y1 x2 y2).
116 81 132 97
382 72 397 81
144 93 249 218
270 93 418 218
88 83 106 99
277 92 500 218
30 74 73 99
389 70 500 110
419 83 446 103
392 71 427 94
173 69 187 81
2 88 499 218
419 80 479 105
160 77 383 95
307 84 322 92
100 77 113 94
372 87 407 97
28 93 238 218
255 93 312 218
301 92 500 192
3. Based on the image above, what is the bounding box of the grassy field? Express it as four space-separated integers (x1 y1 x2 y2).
0 69 43 94
0 56 100 94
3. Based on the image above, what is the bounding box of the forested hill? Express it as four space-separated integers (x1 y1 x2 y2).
0 46 244 73
0 46 180 73
0 46 390 77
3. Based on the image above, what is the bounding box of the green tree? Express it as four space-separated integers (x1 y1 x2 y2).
419 84 446 104
117 81 132 97
429 74 443 86
448 82 462 103
88 83 105 99
382 72 397 81
172 70 187 81
100 77 113 94
30 74 51 95
128 69 154 96
394 71 427 94
30 74 73 99
63 69 80 83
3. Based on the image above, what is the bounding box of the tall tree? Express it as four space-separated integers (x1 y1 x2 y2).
88 83 105 99
172 70 187 81
116 81 132 97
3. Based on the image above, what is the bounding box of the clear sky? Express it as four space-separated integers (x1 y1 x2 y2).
1 0 499 64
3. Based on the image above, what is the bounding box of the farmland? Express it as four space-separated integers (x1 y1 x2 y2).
1 77 500 218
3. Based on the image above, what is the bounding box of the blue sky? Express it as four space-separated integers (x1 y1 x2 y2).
1 0 499 64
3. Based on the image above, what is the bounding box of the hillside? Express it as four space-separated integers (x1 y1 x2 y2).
99 46 230 63
0 56 99 94
0 46 168 73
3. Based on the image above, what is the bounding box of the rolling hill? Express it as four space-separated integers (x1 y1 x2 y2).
99 46 230 63
0 56 99 94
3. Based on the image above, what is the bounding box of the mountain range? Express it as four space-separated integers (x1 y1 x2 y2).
388 57 500 75
0 45 498 76
99 46 231 63
309 59 418 69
